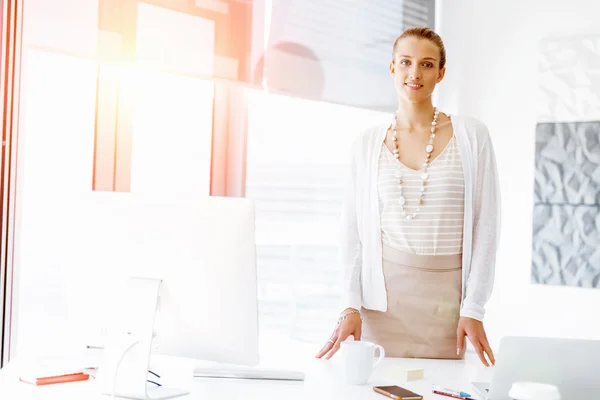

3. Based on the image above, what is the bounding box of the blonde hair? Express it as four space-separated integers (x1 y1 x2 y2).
392 27 446 70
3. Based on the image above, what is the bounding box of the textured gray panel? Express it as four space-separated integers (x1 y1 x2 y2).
533 121 600 287
532 204 600 287
533 35 600 288
534 121 600 205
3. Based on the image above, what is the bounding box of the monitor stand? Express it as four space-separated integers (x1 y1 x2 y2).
95 277 189 400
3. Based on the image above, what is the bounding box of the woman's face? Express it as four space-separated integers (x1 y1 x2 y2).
389 37 446 104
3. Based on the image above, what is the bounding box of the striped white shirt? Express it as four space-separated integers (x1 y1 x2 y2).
340 116 501 320
377 136 465 255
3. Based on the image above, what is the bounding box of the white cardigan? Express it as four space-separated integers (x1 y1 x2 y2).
339 115 501 322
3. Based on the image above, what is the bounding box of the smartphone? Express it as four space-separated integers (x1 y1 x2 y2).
373 385 423 400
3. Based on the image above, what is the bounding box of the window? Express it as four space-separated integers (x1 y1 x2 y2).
13 0 216 357
245 0 436 360
245 90 388 358
14 47 215 354
7 0 436 365
15 49 99 355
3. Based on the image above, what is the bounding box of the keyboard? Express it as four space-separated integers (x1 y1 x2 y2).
194 366 305 381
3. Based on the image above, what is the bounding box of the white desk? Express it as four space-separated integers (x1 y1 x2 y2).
0 354 493 400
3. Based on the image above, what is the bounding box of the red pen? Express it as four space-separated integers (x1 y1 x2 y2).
432 390 470 400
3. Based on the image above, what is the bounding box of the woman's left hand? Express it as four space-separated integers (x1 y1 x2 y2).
456 317 495 366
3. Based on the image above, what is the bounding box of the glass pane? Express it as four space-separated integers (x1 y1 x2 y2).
14 49 214 357
15 50 98 355
129 70 214 196
263 0 434 111
245 89 389 360
135 3 215 76
23 0 99 55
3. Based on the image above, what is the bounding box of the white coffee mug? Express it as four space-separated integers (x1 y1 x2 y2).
340 340 385 385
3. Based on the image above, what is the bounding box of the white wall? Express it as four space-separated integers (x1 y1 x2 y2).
437 0 600 349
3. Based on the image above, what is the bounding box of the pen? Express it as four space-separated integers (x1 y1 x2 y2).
432 390 470 400
431 385 472 399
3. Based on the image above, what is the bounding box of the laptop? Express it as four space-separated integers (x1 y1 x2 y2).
473 336 600 400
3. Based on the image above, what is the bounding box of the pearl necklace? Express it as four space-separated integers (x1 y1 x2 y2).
390 108 440 220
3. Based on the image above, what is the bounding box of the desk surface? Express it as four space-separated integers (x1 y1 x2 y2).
0 354 493 400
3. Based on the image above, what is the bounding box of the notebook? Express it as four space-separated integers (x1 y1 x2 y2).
18 360 92 386
20 372 90 386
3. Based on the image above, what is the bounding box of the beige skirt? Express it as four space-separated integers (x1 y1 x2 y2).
361 244 463 359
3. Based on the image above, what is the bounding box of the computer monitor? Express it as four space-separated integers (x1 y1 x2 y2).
65 193 259 399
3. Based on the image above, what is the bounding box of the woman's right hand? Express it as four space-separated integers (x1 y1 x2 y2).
315 309 362 359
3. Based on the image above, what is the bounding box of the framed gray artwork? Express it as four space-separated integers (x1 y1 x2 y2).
532 35 600 287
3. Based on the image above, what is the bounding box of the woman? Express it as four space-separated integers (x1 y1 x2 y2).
315 27 500 366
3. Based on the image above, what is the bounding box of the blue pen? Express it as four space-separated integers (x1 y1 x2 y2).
431 385 472 398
